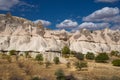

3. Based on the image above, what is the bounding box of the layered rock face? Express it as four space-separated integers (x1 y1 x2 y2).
0 14 120 54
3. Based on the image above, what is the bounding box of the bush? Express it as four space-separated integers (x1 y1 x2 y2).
75 52 84 60
95 53 109 63
112 59 120 66
35 54 43 62
45 61 51 68
25 51 29 58
9 50 16 55
70 51 76 56
55 69 65 80
74 61 87 71
62 46 70 57
86 52 95 60
31 76 41 80
53 57 60 64
110 51 119 57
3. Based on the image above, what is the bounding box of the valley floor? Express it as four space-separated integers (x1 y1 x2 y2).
0 55 120 80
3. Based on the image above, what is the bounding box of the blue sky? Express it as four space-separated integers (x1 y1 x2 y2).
0 0 120 31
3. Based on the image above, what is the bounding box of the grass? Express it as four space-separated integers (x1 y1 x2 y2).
0 54 120 80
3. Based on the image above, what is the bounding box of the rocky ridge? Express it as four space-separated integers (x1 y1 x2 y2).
0 14 120 54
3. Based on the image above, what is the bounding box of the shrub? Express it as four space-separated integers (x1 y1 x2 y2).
25 51 29 58
62 46 70 57
75 52 84 60
95 53 109 63
74 61 87 71
31 76 41 80
9 50 16 55
53 57 60 64
35 54 43 62
112 59 120 66
45 61 51 68
70 51 76 56
86 52 95 60
55 69 65 80
110 51 119 57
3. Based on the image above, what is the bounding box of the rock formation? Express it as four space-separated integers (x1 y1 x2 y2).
0 14 120 54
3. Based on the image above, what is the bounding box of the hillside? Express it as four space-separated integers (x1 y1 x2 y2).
0 14 120 54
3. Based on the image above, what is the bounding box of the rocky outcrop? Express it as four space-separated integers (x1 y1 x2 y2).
0 14 120 54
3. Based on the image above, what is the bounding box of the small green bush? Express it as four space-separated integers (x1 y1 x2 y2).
75 52 84 60
31 76 41 80
95 53 109 63
74 61 87 71
25 51 29 58
53 57 60 64
62 46 70 57
112 59 120 66
110 51 119 57
35 54 43 62
55 69 65 80
9 50 16 55
86 52 95 60
70 51 76 56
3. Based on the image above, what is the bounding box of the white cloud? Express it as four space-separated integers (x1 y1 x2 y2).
56 19 78 28
79 22 110 30
83 7 120 22
103 15 120 23
111 24 120 30
0 0 20 11
95 0 119 3
34 20 51 27
72 22 110 31
0 0 34 11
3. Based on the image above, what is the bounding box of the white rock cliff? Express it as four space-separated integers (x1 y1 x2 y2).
0 14 120 54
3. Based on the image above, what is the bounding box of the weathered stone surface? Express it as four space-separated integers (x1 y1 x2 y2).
0 14 120 54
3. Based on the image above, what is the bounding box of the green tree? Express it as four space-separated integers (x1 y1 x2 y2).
86 52 95 60
62 46 70 58
95 53 109 63
9 50 16 55
55 69 65 80
35 54 43 62
74 61 87 71
75 52 84 60
53 57 60 64
112 59 120 67
110 51 119 57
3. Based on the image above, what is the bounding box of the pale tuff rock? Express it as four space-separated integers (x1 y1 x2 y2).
0 14 120 55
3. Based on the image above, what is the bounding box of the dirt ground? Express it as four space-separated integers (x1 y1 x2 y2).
0 55 120 80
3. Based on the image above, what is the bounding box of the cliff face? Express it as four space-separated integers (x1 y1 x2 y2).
0 14 120 54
